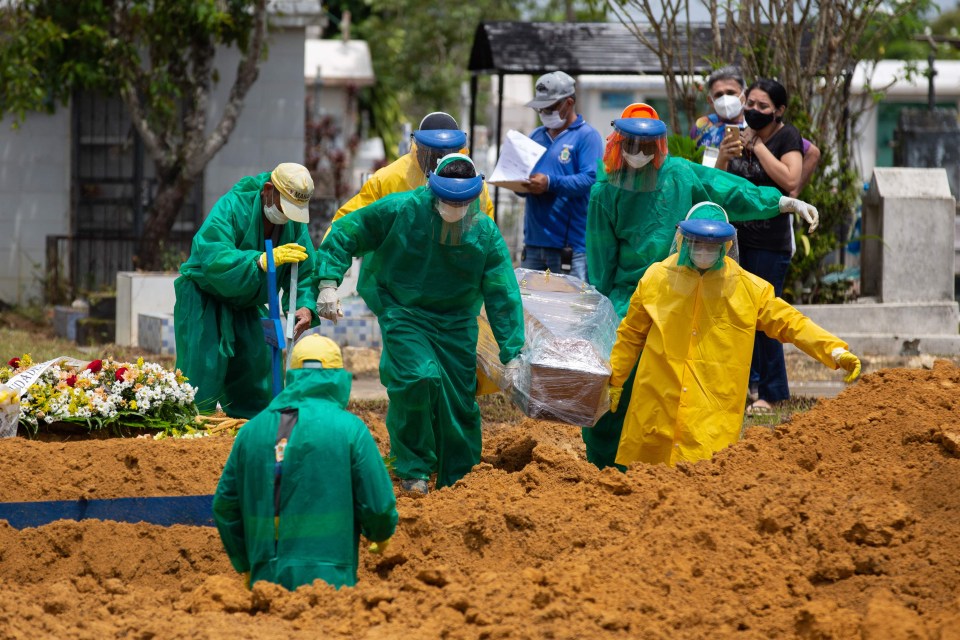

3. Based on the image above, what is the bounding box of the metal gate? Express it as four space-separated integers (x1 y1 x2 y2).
49 91 204 299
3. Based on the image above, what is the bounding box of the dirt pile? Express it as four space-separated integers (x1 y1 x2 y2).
1 363 959 639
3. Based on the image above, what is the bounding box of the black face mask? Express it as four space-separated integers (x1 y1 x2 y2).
743 109 775 131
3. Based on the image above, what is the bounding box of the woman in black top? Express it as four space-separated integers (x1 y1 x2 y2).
717 78 803 413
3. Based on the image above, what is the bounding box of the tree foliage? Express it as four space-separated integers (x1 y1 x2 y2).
606 0 935 302
321 0 605 159
0 0 269 270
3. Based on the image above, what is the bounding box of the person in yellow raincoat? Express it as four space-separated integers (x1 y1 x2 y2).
607 203 862 467
326 112 494 234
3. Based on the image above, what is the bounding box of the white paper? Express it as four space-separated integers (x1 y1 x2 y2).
701 146 719 168
488 130 547 193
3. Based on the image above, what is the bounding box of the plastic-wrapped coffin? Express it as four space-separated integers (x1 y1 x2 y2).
477 268 619 426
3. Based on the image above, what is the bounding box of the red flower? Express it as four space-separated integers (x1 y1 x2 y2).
66 375 77 387
85 359 103 374
115 367 128 381
7 357 20 368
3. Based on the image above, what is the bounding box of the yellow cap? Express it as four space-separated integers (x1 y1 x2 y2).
290 334 343 370
270 163 315 223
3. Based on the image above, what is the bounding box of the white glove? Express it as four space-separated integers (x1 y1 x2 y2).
779 196 819 233
500 357 522 391
316 280 342 324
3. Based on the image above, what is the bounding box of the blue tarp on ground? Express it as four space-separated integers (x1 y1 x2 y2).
0 494 215 529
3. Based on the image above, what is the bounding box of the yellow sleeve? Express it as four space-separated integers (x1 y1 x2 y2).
756 288 847 369
609 276 653 387
480 184 495 220
323 175 384 240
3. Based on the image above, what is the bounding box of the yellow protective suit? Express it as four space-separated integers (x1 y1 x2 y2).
328 151 495 232
610 254 848 467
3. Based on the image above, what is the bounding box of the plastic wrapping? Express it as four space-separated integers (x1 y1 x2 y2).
477 269 620 426
0 384 19 438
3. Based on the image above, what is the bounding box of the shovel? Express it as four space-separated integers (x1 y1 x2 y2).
260 239 285 398
284 262 299 373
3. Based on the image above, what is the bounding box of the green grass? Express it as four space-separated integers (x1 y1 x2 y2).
1 311 175 369
741 395 820 434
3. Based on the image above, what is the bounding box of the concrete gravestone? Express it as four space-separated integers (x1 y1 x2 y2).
795 167 960 356
861 168 955 303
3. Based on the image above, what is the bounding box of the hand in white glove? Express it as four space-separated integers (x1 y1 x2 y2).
499 357 522 391
316 280 342 324
779 196 819 233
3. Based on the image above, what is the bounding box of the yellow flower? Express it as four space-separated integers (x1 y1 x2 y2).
130 401 137 410
137 357 144 368
20 354 33 367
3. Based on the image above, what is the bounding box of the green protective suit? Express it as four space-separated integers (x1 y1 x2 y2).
212 367 398 591
317 187 525 488
583 156 787 469
174 172 319 418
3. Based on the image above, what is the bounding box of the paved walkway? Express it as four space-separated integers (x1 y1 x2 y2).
349 374 848 402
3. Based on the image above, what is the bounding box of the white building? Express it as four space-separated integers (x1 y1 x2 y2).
0 2 324 306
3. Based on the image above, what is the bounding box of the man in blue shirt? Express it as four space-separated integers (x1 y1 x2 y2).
516 71 603 282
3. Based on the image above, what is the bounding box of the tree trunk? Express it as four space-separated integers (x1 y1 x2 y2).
135 172 195 271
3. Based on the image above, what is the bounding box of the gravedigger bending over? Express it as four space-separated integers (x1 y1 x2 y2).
607 203 861 467
315 154 524 494
213 334 397 590
174 163 318 418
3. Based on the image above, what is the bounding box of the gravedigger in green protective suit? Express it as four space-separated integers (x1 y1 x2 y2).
213 334 397 590
316 154 524 494
583 105 821 470
174 163 319 418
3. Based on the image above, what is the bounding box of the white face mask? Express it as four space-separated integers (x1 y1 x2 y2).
438 201 469 223
691 244 722 270
622 150 655 169
263 198 288 225
713 94 744 121
538 110 565 129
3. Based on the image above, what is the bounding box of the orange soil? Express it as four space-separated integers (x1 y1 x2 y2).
1 363 959 639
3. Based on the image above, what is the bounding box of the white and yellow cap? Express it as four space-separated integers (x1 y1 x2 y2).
270 163 315 223
290 334 343 370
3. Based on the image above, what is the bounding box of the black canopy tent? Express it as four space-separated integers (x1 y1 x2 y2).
466 21 715 219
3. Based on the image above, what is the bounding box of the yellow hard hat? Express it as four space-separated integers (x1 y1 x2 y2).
290 334 343 370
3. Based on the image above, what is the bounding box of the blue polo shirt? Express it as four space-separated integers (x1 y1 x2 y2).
523 115 604 253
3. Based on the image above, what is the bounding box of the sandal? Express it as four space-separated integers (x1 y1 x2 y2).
745 400 774 416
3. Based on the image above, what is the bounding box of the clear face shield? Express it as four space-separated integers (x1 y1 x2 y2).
669 208 740 272
432 195 482 245
414 142 462 179
427 154 485 246
607 135 667 192
410 128 468 186
603 117 669 193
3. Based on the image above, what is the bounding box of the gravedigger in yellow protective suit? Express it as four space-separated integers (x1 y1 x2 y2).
606 203 861 467
583 104 822 469
326 112 494 234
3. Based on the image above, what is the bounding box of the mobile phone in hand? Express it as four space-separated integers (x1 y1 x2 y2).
724 124 741 156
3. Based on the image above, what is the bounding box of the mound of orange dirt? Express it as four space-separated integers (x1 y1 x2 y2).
1 363 958 639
